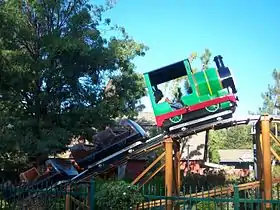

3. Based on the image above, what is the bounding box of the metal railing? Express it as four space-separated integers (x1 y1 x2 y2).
0 179 93 210
1 179 280 210
137 181 280 210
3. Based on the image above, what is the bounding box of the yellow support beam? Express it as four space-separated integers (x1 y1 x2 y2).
261 115 272 209
131 152 165 185
164 138 173 210
140 164 165 188
270 147 280 161
270 132 280 147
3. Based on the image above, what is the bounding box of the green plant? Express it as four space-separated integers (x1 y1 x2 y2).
95 180 144 210
195 201 216 210
272 165 280 178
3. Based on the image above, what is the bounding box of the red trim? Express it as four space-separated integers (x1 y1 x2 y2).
155 94 237 127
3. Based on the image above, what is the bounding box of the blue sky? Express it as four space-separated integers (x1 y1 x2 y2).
102 0 280 117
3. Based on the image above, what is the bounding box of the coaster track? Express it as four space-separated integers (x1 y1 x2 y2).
71 114 262 183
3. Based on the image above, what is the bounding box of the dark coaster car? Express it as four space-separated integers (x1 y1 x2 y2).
1 158 79 202
70 119 147 169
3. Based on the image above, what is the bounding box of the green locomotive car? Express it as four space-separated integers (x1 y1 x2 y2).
143 55 238 133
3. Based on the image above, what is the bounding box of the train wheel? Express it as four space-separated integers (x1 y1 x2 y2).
205 104 220 113
169 115 183 124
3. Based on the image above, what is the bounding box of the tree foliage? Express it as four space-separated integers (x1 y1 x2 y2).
0 0 148 169
209 125 253 150
208 125 253 163
257 69 280 158
258 69 280 115
200 48 212 70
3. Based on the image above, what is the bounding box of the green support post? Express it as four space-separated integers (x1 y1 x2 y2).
233 185 240 210
90 178 95 210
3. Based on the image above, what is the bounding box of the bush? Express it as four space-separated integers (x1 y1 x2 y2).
272 165 280 178
95 180 144 210
196 201 216 210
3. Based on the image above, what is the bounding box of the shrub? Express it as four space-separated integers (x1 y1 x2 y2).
196 201 216 210
95 180 144 210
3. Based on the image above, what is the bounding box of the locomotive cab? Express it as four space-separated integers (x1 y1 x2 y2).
143 55 238 133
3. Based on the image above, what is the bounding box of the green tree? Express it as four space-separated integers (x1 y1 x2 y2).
258 69 280 115
208 125 253 163
208 130 222 163
0 0 148 169
209 125 253 149
257 68 280 157
200 48 212 69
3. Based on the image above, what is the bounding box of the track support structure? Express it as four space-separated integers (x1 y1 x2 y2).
132 136 181 209
132 114 279 210
164 137 173 210
261 115 272 209
254 114 274 209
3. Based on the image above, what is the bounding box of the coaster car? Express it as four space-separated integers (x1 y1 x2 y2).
1 158 79 201
70 119 147 169
143 55 238 134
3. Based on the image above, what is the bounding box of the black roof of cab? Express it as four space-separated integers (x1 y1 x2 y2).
144 59 189 86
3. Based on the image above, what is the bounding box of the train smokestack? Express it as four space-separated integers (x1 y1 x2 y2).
214 55 225 69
